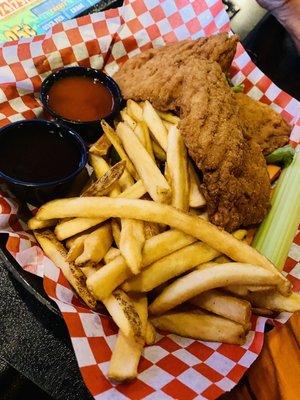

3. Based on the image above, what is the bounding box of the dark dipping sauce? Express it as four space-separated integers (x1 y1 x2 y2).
0 124 81 183
47 76 114 122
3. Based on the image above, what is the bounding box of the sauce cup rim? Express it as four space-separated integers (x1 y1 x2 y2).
0 119 87 188
40 66 122 125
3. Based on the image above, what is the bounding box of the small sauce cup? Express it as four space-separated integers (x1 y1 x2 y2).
40 67 123 142
0 119 87 206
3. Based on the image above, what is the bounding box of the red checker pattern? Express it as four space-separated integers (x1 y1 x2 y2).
0 1 299 399
163 378 197 400
157 354 189 376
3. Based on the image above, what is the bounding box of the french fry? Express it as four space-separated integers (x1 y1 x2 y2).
54 181 146 240
116 122 171 203
122 242 220 293
118 169 134 191
188 162 206 208
55 218 103 241
152 141 166 161
111 219 121 247
133 123 146 147
189 289 252 326
126 99 143 122
156 110 180 125
89 134 111 156
167 126 189 210
142 100 168 151
252 307 277 317
81 160 126 196
108 295 147 381
132 295 148 338
66 236 76 249
99 229 258 292
101 120 138 180
142 229 196 266
244 228 256 245
225 285 274 296
244 290 300 313
65 229 97 249
214 255 231 263
88 255 131 300
108 332 141 382
66 234 88 261
121 109 137 130
149 263 283 315
102 289 142 340
115 163 144 274
162 120 175 132
164 163 171 187
89 154 121 197
145 321 157 345
143 221 162 239
151 311 246 345
37 197 290 296
140 121 155 161
34 230 96 309
247 285 275 292
87 229 197 300
89 153 111 179
104 247 121 264
119 218 145 274
215 250 273 294
189 209 208 219
80 263 101 278
58 159 124 243
28 217 57 230
75 223 113 265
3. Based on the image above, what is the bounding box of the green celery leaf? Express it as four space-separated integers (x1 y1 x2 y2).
232 83 245 93
266 145 295 168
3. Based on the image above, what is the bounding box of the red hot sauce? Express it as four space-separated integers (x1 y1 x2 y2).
47 76 114 122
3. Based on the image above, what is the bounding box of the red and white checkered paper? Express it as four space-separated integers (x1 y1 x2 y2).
0 1 300 399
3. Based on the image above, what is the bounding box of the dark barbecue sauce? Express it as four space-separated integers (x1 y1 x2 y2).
0 124 81 183
47 76 114 122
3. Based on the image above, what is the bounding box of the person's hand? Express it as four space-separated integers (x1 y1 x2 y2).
257 0 300 51
256 1 292 11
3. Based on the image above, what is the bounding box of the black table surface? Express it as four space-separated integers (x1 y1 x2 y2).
0 260 92 400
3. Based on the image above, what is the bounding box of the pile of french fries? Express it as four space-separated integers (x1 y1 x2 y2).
29 100 300 382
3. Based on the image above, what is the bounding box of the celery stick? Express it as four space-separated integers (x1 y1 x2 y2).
253 150 300 271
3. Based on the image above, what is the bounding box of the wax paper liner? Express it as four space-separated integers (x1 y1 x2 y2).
0 1 300 399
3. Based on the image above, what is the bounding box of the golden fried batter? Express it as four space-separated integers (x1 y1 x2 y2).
236 93 291 155
114 35 271 231
115 33 238 111
178 60 270 231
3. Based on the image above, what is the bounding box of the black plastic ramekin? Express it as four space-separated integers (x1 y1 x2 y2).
0 119 87 206
40 66 123 143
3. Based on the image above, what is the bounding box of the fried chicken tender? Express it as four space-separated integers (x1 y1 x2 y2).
115 33 238 111
114 35 271 231
236 93 291 155
178 60 270 231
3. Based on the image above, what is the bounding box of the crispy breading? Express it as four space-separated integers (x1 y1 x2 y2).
236 93 291 155
114 36 271 231
114 33 238 111
178 60 270 231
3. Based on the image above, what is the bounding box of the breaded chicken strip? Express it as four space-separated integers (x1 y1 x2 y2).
236 93 291 155
115 33 238 111
114 38 271 231
179 60 270 231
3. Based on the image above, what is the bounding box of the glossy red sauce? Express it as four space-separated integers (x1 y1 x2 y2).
47 76 114 122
